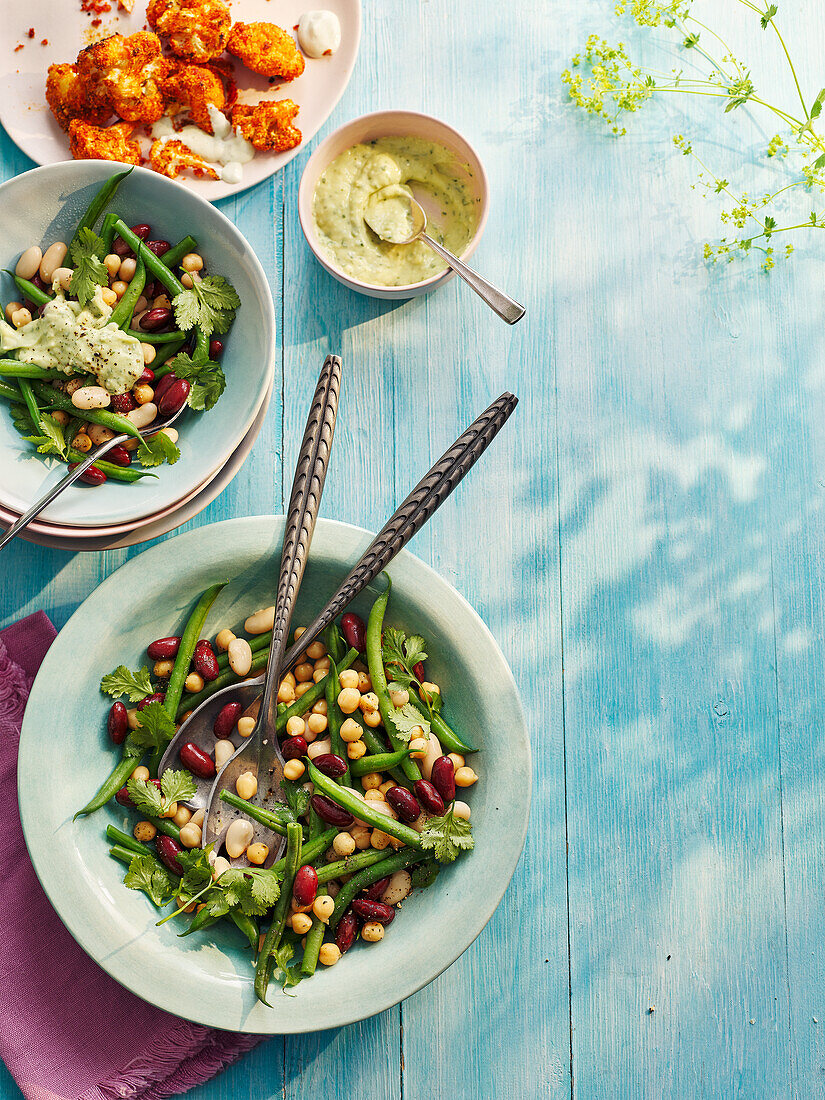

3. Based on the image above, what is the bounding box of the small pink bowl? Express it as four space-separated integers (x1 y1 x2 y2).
298 110 490 300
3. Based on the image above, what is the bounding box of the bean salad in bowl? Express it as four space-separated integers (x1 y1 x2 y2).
78 574 479 1001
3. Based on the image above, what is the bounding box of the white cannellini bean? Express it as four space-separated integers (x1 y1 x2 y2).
368 798 398 821
87 423 115 445
225 818 255 859
227 637 253 676
306 737 331 760
15 245 42 280
244 606 276 634
52 267 74 293
127 402 158 429
212 855 231 878
4 302 22 322
380 869 412 906
159 427 178 444
420 731 443 780
40 242 67 283
71 385 111 411
452 800 471 821
214 739 235 769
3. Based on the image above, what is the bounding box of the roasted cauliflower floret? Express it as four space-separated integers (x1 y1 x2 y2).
147 0 231 63
227 23 306 82
232 99 302 153
150 138 220 180
46 63 111 132
68 120 142 165
77 32 169 124
162 64 227 133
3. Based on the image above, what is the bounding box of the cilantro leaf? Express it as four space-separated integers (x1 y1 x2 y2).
23 414 67 459
137 431 181 468
127 701 176 754
419 807 474 863
100 664 154 702
173 275 240 337
176 845 216 902
127 776 164 817
382 628 428 691
160 769 197 806
219 867 281 917
69 227 108 305
124 854 177 907
282 778 309 819
168 351 227 411
387 701 430 742
410 859 440 888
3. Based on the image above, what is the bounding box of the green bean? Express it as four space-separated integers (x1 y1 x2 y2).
270 828 337 878
306 760 422 849
230 910 259 951
75 753 141 818
410 691 477 754
0 379 19 403
17 379 41 434
125 329 186 345
106 824 147 856
358 726 411 787
220 790 289 836
112 220 185 299
323 622 346 665
349 748 413 778
110 257 146 329
329 849 427 930
70 167 133 252
315 847 387 885
109 843 142 867
300 886 328 976
100 212 119 255
325 655 351 786
216 631 271 671
179 907 221 937
366 578 421 783
8 273 52 306
0 362 64 380
194 328 209 360
255 821 302 1005
149 337 187 378
161 236 198 269
63 446 155 483
149 816 181 841
31 381 142 440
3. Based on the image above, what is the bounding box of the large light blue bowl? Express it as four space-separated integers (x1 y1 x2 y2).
0 162 275 526
18 517 531 1033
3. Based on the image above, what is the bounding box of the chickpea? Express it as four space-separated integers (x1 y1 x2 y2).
131 765 150 781
237 716 255 737
4 301 22 322
305 713 326 737
104 254 121 278
409 737 428 759
364 789 385 803
11 308 32 328
363 709 383 728
294 662 314 683
191 808 205 827
448 753 465 770
351 825 372 850
293 626 307 641
371 829 391 850
420 681 441 699
173 805 192 827
312 668 327 683
455 766 478 787
286 715 306 738
51 409 70 427
339 717 363 743
318 943 341 967
284 759 305 781
289 911 312 935
295 681 314 698
154 659 174 678
347 740 367 761
332 831 356 857
359 692 379 714
362 921 385 942
389 688 409 708
134 820 157 842
185 671 204 693
313 894 335 922
119 256 137 281
356 672 372 693
283 671 297 688
179 822 203 848
181 252 204 272
337 688 361 714
339 669 359 690
312 699 328 716
126 708 141 730
379 780 395 797
111 280 129 298
236 771 258 800
153 293 171 309
101 287 118 307
215 628 236 652
247 842 269 865
161 801 178 820
133 384 155 405
277 681 296 704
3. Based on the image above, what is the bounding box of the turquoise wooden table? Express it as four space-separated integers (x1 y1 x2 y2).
2 0 824 1095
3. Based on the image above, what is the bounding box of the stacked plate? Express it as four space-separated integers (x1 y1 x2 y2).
0 162 277 551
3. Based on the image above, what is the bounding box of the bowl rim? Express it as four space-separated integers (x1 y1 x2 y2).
19 515 532 1032
0 160 276 527
298 109 490 293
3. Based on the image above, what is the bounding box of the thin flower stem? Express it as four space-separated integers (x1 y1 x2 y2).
735 0 809 118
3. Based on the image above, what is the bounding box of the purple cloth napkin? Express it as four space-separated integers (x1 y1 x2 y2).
0 612 260 1100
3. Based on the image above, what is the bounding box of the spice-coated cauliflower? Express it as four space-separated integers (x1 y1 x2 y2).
68 120 142 165
226 22 306 82
76 32 169 124
232 99 302 153
162 64 226 133
147 0 231 63
149 138 220 180
46 63 112 131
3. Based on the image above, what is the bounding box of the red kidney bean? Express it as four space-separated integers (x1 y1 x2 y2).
106 445 132 467
213 700 243 739
179 741 216 778
362 876 391 901
108 701 128 744
152 372 178 405
146 239 171 258
138 691 166 710
115 785 133 807
310 794 354 828
158 378 191 416
430 756 456 804
293 864 318 906
192 639 219 681
156 834 184 876
209 339 224 358
312 753 348 778
111 392 136 414
351 898 395 925
113 238 134 258
31 272 46 290
131 224 152 240
68 463 106 485
413 661 425 681
385 785 421 823
281 735 307 760
413 779 445 816
340 612 366 651
336 909 359 953
140 307 173 332
138 367 155 385
147 636 181 660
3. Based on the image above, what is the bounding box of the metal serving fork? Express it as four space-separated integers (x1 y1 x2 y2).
201 391 518 862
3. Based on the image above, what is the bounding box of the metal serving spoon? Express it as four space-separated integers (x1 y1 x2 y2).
198 390 518 860
163 354 341 866
364 185 526 326
0 401 188 552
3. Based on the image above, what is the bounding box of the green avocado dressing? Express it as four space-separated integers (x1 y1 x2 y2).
0 287 144 394
312 136 479 287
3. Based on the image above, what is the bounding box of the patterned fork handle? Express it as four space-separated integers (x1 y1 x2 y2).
279 391 518 666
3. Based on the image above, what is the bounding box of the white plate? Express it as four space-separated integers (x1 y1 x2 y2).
0 161 275 526
0 0 361 201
